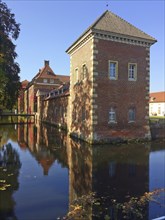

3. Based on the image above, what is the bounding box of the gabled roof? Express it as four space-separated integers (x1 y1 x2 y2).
66 10 156 53
26 61 69 89
150 92 165 103
33 65 56 80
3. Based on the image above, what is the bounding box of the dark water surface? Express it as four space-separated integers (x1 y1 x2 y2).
0 121 164 220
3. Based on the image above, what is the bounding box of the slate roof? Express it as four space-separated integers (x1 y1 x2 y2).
150 92 165 103
66 10 156 53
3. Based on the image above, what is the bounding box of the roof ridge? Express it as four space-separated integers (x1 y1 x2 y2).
88 10 108 31
66 9 156 54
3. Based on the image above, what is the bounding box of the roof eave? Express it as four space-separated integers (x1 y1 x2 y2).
92 28 157 45
66 29 93 54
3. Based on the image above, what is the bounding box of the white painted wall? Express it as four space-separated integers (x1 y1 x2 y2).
149 102 165 116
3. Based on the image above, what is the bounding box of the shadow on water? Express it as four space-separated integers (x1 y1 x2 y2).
0 121 165 220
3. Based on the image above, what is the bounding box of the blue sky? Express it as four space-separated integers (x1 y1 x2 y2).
3 0 165 92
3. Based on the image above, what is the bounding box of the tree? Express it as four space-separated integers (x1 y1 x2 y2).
0 0 21 110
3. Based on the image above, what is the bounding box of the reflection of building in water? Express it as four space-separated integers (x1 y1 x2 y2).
67 138 92 219
17 123 37 151
17 123 153 219
92 144 150 219
17 123 68 175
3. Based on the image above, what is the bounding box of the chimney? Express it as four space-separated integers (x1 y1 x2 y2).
44 60 49 66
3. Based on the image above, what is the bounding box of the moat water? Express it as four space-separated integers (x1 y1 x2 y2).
0 119 165 220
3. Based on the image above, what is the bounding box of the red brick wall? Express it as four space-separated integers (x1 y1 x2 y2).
93 39 150 141
42 95 69 129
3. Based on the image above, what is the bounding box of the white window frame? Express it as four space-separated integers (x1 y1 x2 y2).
109 61 118 80
128 63 137 81
108 107 117 123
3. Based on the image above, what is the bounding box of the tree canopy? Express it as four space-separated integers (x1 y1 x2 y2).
0 0 21 110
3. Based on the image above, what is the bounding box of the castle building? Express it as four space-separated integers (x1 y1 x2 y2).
34 10 157 143
18 60 69 114
65 10 156 143
18 80 29 113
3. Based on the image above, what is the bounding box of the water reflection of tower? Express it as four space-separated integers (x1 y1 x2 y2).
17 122 37 151
92 144 150 219
17 124 26 150
67 138 92 219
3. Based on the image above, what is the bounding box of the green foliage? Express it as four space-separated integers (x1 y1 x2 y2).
0 0 21 110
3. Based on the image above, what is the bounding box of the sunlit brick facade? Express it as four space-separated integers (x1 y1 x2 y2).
36 10 156 143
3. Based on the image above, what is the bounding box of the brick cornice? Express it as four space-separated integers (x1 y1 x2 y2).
93 30 154 47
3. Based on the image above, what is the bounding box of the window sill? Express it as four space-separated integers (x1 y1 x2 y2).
109 77 117 80
128 121 135 123
128 78 136 81
108 121 117 124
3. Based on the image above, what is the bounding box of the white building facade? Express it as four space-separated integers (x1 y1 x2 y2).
149 92 165 116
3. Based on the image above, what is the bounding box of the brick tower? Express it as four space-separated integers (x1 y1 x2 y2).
66 10 156 144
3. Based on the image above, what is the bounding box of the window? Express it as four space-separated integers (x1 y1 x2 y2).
158 106 161 115
73 68 79 84
109 107 116 123
82 64 87 80
50 79 54 84
128 63 137 81
43 79 48 83
128 108 135 122
109 61 118 80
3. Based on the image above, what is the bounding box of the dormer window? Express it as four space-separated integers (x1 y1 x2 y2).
150 97 156 102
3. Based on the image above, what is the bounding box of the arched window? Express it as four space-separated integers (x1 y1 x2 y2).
109 107 116 123
128 108 135 122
